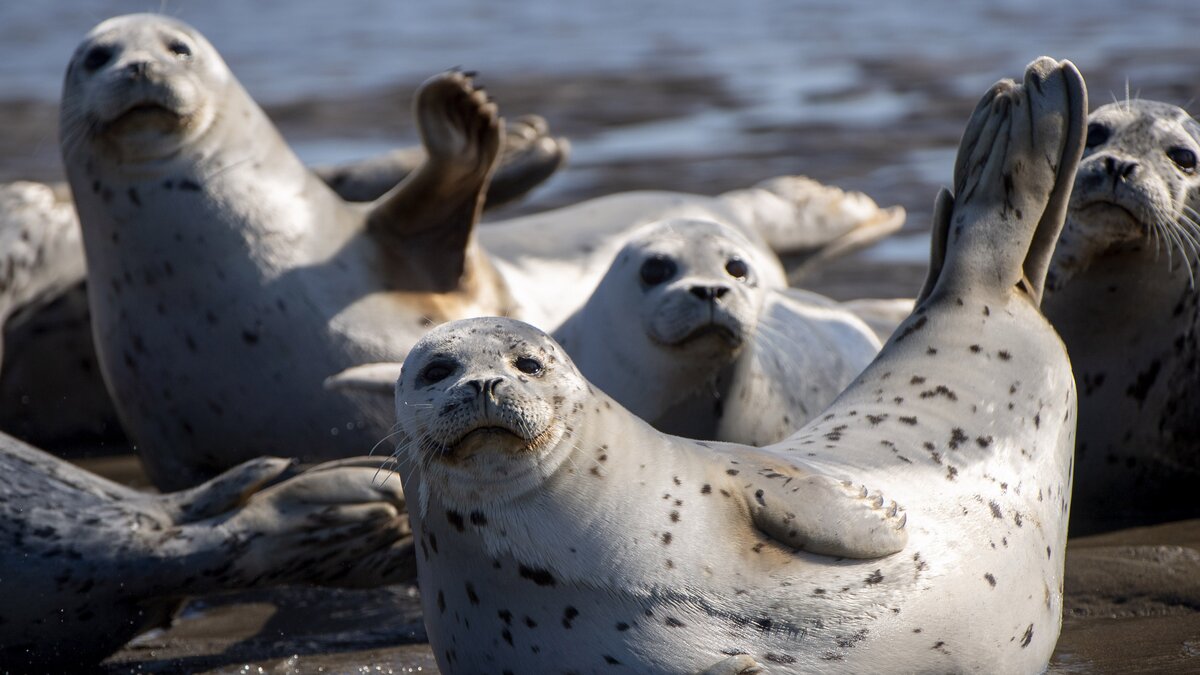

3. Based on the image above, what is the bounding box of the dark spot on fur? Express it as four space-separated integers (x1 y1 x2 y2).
898 416 918 426
1020 624 1034 648
664 617 685 628
446 510 465 532
465 582 480 605
948 428 968 449
562 606 579 629
984 573 996 587
865 569 884 585
518 565 557 587
470 511 488 526
180 179 201 191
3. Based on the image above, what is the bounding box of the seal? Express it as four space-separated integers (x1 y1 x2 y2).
62 14 510 489
0 431 413 670
554 218 880 444
393 57 1084 673
1042 99 1200 533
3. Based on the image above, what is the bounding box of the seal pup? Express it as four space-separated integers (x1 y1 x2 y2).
1042 99 1200 532
62 14 511 489
553 218 880 444
0 431 413 670
393 57 1084 673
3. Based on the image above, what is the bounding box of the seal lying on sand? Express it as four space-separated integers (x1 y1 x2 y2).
1042 99 1200 533
393 57 1084 673
0 431 412 670
332 218 881 445
60 14 904 489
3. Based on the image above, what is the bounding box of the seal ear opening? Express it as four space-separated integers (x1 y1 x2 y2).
915 188 954 306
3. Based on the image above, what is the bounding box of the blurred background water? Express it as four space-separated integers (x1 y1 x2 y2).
2 1 1198 274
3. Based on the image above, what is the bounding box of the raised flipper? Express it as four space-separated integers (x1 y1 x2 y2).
323 362 404 396
717 449 907 558
923 57 1086 307
697 654 766 675
316 114 568 207
366 70 501 286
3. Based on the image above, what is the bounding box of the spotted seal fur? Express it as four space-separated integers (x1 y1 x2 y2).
392 57 1084 673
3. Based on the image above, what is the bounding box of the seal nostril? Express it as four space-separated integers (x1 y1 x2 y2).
1103 156 1116 175
1120 162 1138 179
124 61 150 78
483 378 504 395
689 286 729 300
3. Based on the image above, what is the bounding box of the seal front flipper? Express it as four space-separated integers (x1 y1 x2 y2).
719 449 907 558
366 69 502 288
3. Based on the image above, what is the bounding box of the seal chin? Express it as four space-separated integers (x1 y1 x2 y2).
651 320 746 352
1072 199 1146 234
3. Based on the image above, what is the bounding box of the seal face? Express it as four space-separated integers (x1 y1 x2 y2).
1044 100 1200 532
398 319 588 510
396 58 1083 674
553 218 879 444
61 15 223 163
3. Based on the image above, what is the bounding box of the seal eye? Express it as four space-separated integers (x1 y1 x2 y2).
725 257 749 280
1084 123 1109 149
419 360 455 385
167 40 193 60
514 356 543 376
82 46 114 72
1167 147 1197 174
639 256 676 286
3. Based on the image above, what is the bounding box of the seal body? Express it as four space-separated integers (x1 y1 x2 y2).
554 218 880 444
1043 100 1200 532
0 432 411 669
395 58 1084 673
62 15 510 488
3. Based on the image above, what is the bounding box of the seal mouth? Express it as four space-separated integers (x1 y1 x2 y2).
662 323 743 349
435 423 551 460
1072 198 1151 235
